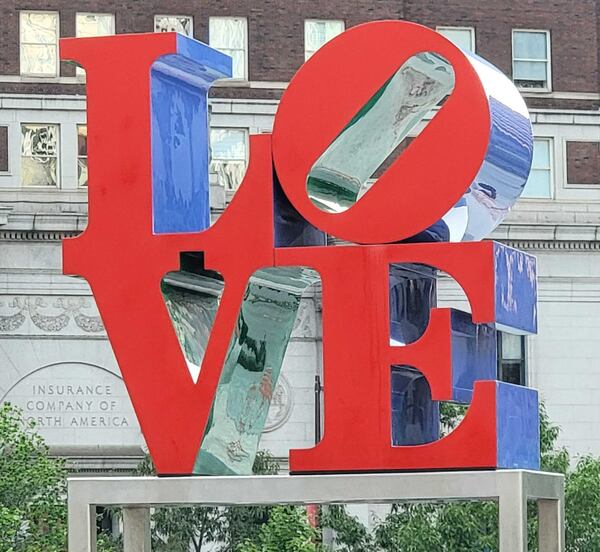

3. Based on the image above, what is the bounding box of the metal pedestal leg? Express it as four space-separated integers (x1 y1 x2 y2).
122 507 152 552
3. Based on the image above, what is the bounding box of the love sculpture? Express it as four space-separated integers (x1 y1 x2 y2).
61 21 539 476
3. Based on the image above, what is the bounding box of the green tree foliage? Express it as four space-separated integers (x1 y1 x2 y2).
0 403 119 552
0 402 67 552
565 456 600 551
237 506 321 552
2 397 600 551
319 504 375 552
137 450 280 552
321 402 600 552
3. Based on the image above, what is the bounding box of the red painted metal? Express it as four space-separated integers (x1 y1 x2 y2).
272 20 490 244
61 34 277 474
61 22 517 475
276 243 500 473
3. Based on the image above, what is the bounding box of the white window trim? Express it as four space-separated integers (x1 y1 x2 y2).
20 122 61 188
75 12 116 36
153 14 194 37
208 17 248 80
210 126 249 195
76 124 87 188
436 25 476 52
512 29 552 93
75 13 115 78
210 127 249 164
562 137 600 189
0 126 11 175
304 19 345 60
19 10 60 78
521 136 554 200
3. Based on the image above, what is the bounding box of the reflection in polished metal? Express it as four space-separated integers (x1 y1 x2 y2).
61 22 540 477
210 128 248 190
389 264 439 445
21 123 59 187
209 17 247 79
154 15 193 37
162 265 320 475
67 470 565 552
308 52 454 215
20 12 58 76
306 47 534 243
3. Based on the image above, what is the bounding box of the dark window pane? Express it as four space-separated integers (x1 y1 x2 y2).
0 126 8 172
77 125 87 156
500 361 523 385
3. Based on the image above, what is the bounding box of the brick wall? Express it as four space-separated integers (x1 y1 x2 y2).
0 0 598 109
567 141 600 185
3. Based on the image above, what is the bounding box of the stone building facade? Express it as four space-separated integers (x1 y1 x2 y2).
0 1 599 475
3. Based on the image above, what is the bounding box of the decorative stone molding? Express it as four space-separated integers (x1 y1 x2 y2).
0 295 104 335
0 206 11 226
0 297 26 331
501 239 600 251
0 230 78 241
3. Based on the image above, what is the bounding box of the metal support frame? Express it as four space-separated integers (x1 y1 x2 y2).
68 470 564 552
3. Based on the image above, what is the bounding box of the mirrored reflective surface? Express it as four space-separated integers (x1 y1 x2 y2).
304 43 534 244
162 265 320 475
307 52 455 215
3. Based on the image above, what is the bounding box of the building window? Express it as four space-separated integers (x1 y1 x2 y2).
21 124 59 187
209 17 247 79
437 26 475 52
75 14 115 75
522 138 553 198
20 11 59 76
0 127 9 173
210 128 247 190
512 30 551 90
77 125 88 187
154 15 193 37
304 20 345 60
497 333 526 386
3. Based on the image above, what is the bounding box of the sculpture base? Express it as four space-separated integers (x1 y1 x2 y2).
67 470 564 552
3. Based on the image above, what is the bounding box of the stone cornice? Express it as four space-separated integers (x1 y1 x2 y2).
0 229 78 241
2 225 600 252
499 239 600 251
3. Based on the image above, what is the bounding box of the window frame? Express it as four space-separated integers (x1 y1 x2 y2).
20 122 60 188
75 13 115 76
153 14 194 37
19 10 60 78
0 126 10 175
304 19 346 60
497 332 527 386
521 136 554 200
75 12 115 36
563 138 600 189
77 124 88 188
208 16 248 80
511 29 552 92
436 25 476 52
210 127 249 191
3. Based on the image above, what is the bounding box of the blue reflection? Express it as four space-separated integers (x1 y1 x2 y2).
496 382 540 469
151 35 231 234
461 52 534 241
493 243 538 334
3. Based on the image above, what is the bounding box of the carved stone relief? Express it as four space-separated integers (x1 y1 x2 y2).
0 295 105 335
